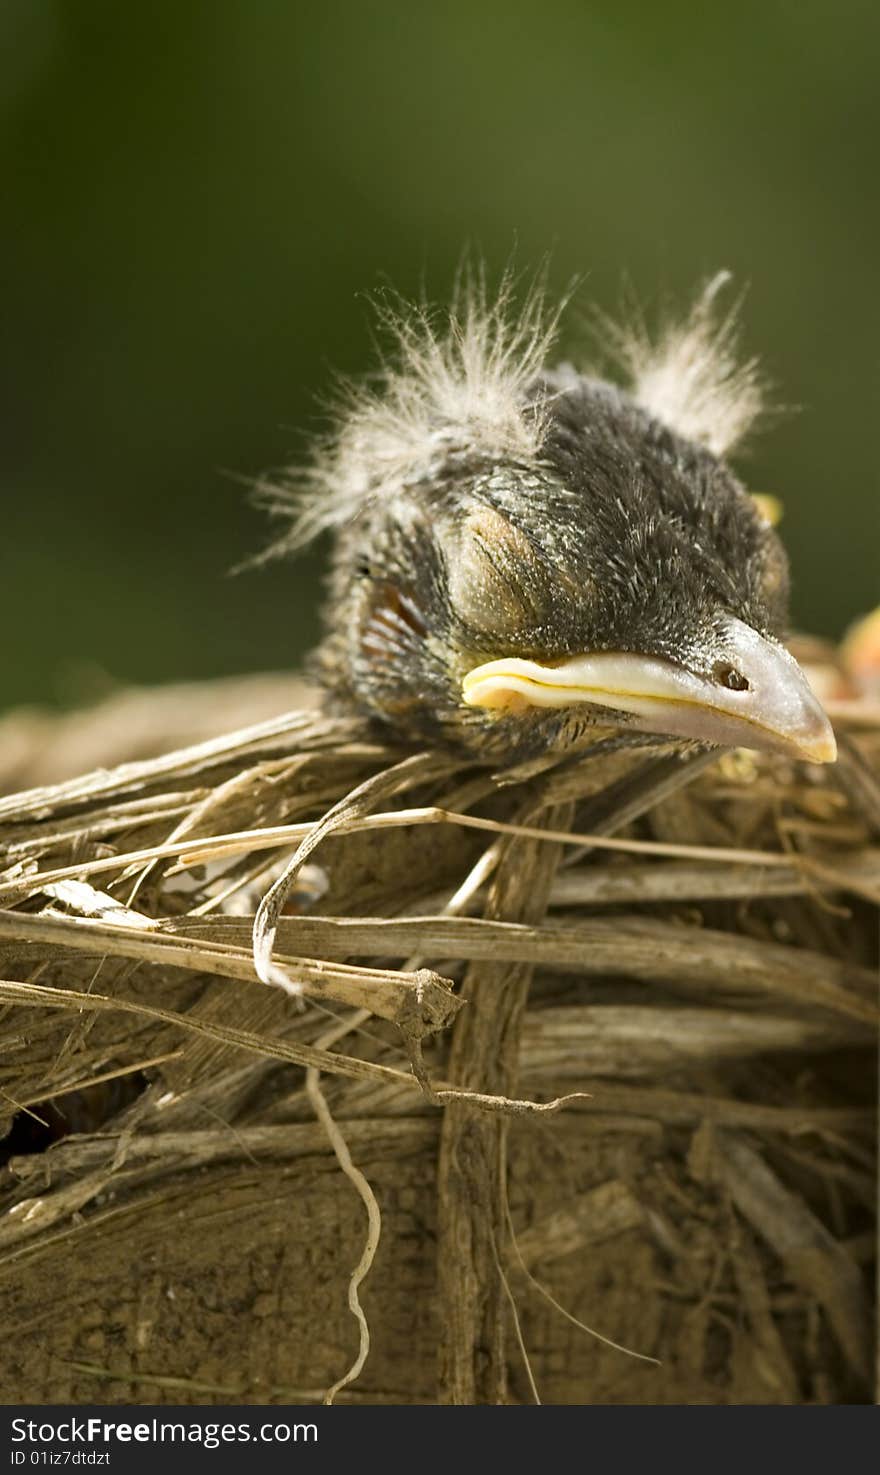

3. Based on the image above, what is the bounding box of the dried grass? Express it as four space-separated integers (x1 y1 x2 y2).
0 679 876 1404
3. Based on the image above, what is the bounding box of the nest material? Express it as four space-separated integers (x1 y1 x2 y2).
0 676 877 1405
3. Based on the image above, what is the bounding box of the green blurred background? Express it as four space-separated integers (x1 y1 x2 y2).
2 0 878 711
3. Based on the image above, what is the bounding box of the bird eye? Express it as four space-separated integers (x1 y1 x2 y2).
447 505 543 636
713 661 750 692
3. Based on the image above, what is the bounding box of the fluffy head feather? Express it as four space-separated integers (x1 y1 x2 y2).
265 267 563 554
262 267 764 557
601 271 765 456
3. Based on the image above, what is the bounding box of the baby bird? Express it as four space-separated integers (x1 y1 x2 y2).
267 271 836 766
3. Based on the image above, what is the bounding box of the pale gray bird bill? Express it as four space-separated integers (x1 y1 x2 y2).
462 615 837 763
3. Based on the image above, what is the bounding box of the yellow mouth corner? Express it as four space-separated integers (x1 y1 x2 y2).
462 661 558 709
462 662 635 711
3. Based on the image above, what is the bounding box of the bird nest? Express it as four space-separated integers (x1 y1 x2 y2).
0 678 877 1405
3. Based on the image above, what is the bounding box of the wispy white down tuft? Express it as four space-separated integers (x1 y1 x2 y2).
604 272 765 456
264 267 564 552
257 268 766 561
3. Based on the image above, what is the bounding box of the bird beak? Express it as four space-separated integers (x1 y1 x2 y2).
462 615 837 763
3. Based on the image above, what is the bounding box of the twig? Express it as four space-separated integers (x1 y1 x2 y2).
305 1010 381 1405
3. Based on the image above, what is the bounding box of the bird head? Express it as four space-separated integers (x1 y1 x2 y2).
267 271 835 766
